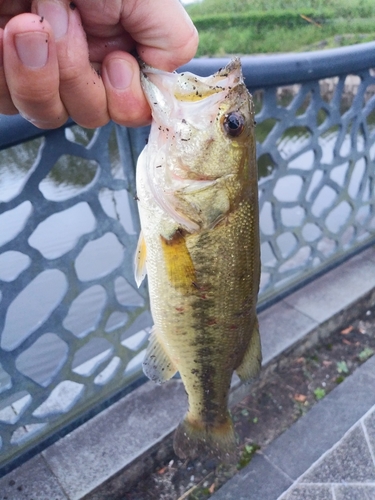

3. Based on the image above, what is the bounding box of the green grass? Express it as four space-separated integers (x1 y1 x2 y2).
186 0 375 55
187 0 375 17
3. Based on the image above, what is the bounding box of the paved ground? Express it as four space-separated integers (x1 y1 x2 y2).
212 352 375 500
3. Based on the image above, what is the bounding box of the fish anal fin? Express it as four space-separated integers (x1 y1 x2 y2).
142 329 177 384
134 231 147 288
174 412 237 463
160 230 196 291
235 318 262 383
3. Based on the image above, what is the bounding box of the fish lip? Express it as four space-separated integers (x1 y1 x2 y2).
139 66 175 122
217 57 242 78
139 56 242 80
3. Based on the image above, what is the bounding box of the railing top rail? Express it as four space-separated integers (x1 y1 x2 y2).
181 41 375 88
0 115 74 151
2 42 375 151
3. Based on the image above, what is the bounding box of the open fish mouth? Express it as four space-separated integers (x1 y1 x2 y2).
139 58 244 126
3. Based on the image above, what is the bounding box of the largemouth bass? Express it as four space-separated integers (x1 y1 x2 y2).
135 58 261 460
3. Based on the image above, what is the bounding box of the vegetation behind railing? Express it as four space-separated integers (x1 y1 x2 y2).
186 0 375 17
191 10 335 31
186 0 375 55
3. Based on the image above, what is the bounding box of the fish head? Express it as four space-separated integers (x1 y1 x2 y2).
140 58 256 230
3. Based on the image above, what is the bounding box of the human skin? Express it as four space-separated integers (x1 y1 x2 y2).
0 0 199 128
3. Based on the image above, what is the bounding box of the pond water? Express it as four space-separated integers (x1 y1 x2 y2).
0 127 146 399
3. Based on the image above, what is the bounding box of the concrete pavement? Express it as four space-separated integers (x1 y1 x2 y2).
212 355 375 500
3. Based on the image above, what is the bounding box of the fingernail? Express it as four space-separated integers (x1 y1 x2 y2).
15 32 49 69
107 59 133 90
37 1 68 40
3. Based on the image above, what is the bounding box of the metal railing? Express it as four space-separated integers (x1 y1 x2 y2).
1 41 375 475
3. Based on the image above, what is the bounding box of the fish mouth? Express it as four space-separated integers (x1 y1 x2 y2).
140 57 244 116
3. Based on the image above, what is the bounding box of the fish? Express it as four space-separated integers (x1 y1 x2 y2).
135 58 261 461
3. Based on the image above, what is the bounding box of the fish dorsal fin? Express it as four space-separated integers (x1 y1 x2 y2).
143 329 177 384
235 318 262 383
134 231 147 288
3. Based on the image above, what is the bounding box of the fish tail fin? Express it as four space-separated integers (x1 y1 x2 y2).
173 413 237 462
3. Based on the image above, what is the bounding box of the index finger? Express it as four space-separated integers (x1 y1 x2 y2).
72 0 198 71
122 0 199 70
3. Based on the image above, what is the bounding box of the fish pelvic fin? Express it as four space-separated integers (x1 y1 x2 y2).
142 329 177 384
134 231 147 288
236 317 262 383
174 413 237 463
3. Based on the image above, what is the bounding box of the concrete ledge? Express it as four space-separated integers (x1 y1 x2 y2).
1 246 374 499
284 249 375 324
0 454 68 500
44 381 186 500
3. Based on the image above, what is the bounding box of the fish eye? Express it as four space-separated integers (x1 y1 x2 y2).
223 112 245 137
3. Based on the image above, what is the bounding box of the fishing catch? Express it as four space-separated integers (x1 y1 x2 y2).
135 58 261 460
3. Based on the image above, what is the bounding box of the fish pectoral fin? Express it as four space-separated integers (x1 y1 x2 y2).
142 329 177 384
160 230 196 291
134 231 147 288
235 318 262 383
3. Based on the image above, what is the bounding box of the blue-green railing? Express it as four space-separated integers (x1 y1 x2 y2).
1 41 375 475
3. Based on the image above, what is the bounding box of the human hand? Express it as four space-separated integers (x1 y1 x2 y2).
0 0 198 128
